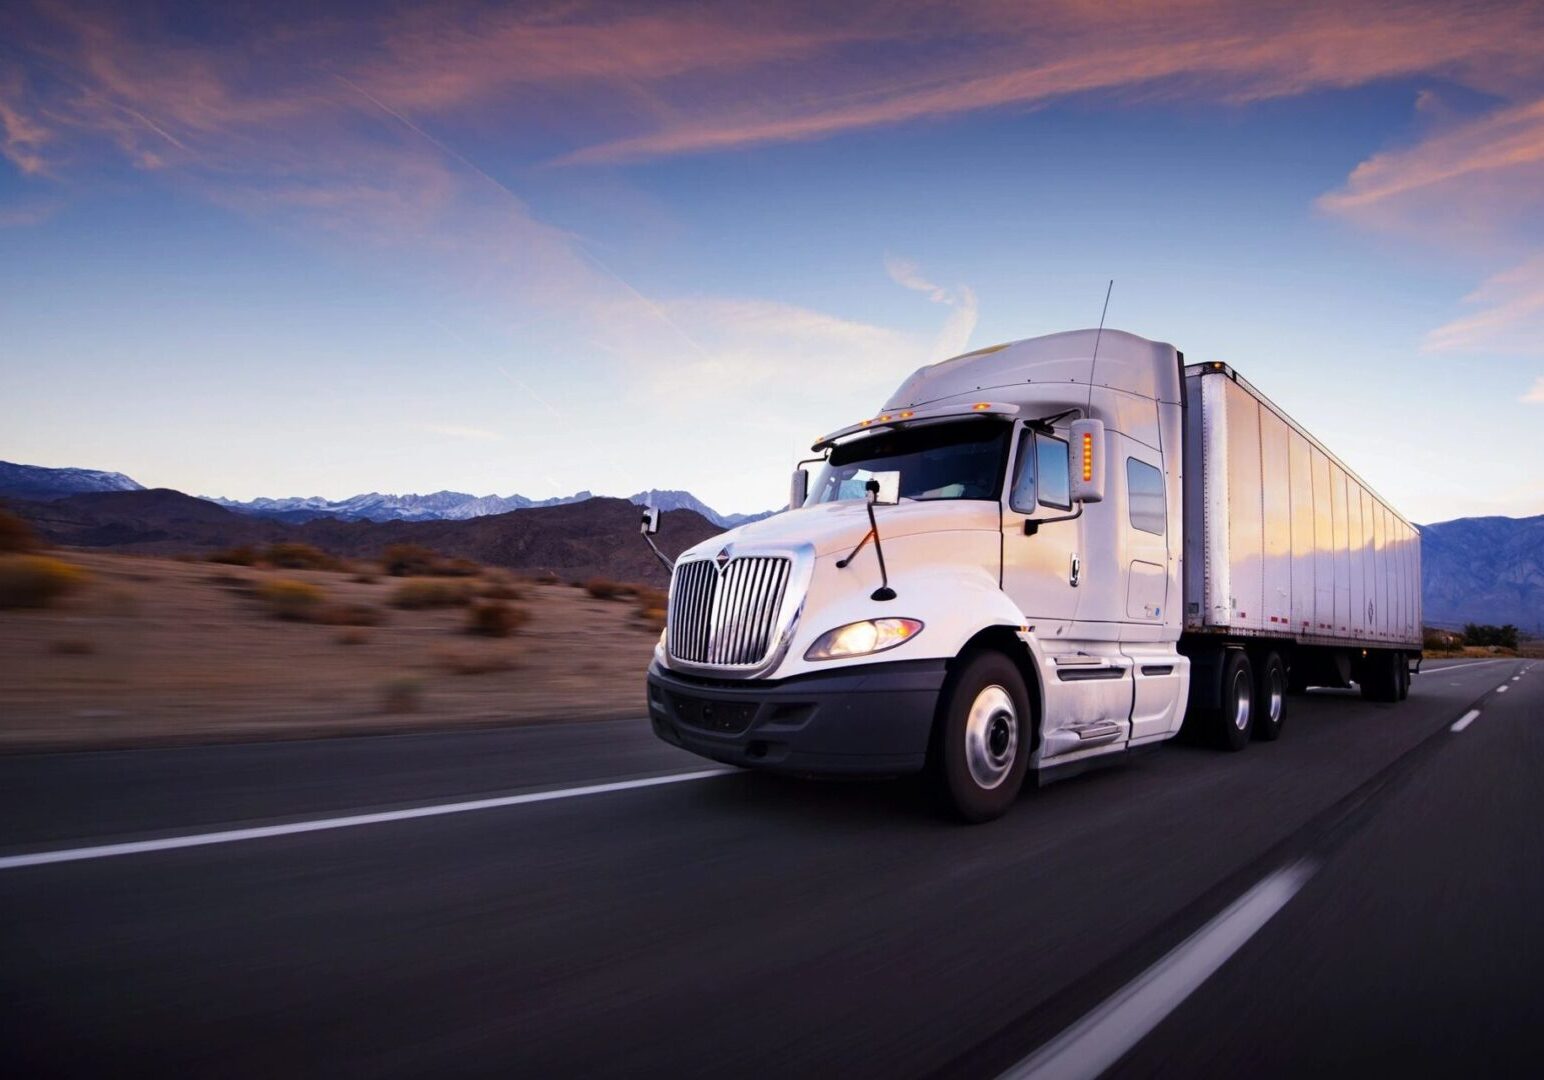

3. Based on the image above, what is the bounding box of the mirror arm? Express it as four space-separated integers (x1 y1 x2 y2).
835 494 895 601
642 531 675 574
1022 503 1084 536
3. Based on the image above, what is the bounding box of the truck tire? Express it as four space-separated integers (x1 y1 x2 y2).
1396 654 1410 701
933 651 1032 823
1252 651 1286 742
1360 651 1397 702
1210 650 1255 751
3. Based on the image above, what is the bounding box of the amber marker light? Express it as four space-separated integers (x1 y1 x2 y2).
899 410 914 418
972 402 991 411
1081 431 1094 482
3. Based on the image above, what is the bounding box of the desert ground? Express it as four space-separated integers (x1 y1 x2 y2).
0 550 662 752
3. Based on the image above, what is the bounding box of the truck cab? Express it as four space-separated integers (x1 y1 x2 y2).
646 328 1192 821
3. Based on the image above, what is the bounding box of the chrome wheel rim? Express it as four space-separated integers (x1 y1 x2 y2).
965 685 1018 790
1268 665 1284 725
1232 669 1252 731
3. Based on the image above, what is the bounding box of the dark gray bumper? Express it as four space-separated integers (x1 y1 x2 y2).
646 658 947 775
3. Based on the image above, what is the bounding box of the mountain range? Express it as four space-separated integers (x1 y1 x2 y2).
2 460 1539 630
0 462 771 530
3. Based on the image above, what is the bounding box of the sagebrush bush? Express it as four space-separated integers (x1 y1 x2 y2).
390 579 474 609
585 578 635 600
466 600 528 637
632 586 668 633
0 510 42 553
381 544 478 577
0 555 88 609
265 542 342 571
208 545 261 566
314 602 383 627
478 571 525 601
335 628 370 646
257 578 326 621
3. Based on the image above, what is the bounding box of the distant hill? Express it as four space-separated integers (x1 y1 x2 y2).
9 489 719 585
1419 515 1544 632
0 461 144 501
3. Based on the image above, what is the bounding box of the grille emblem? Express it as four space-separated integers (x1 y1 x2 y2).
715 547 731 573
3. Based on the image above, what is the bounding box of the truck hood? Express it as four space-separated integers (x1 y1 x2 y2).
680 499 1001 561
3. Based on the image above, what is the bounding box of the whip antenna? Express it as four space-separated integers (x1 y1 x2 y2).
1087 279 1113 411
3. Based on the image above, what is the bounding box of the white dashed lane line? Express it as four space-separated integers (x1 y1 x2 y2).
1451 710 1481 733
0 769 734 872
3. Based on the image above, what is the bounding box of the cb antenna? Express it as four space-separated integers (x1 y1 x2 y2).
1087 279 1113 411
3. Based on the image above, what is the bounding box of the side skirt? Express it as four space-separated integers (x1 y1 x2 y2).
1034 742 1162 788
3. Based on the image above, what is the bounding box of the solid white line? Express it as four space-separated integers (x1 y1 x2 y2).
1451 710 1481 732
0 769 733 871
1001 861 1316 1080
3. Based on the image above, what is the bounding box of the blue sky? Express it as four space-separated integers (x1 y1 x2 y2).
2 1 1542 521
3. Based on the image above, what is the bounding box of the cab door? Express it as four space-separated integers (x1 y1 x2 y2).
1001 423 1082 636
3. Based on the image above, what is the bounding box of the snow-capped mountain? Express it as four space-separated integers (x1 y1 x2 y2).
209 487 772 529
0 461 145 501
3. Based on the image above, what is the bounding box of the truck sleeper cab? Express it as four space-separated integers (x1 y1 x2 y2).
645 329 1421 822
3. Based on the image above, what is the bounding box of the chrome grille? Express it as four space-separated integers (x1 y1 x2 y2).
668 555 793 668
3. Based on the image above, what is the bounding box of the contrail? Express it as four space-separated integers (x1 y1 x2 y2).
333 73 714 362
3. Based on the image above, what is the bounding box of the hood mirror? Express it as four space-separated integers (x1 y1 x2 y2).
789 468 809 510
865 471 900 506
640 507 660 535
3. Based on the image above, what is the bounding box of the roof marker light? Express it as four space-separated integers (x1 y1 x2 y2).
972 402 991 411
899 410 914 418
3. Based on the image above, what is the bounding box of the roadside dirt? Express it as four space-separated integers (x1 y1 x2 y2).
0 551 660 752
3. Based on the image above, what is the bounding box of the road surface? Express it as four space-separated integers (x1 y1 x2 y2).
1 658 1539 1077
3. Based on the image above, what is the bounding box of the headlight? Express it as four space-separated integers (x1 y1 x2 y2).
804 618 923 661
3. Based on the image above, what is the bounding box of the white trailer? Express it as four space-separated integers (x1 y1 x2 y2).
644 329 1421 821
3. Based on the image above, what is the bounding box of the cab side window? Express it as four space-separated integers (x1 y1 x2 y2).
1036 434 1071 510
1127 457 1165 535
1008 431 1036 512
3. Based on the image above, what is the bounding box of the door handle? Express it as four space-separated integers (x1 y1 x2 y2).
1070 553 1081 588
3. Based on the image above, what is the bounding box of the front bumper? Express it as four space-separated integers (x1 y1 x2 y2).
646 658 947 775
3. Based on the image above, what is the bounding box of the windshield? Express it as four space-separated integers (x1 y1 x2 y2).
808 419 1011 504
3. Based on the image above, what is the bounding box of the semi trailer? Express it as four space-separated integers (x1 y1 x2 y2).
643 328 1422 821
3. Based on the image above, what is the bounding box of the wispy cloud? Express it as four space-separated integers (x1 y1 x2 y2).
414 423 504 443
1425 257 1544 356
885 256 978 360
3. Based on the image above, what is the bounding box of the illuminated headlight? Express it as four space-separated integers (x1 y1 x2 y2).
804 618 923 661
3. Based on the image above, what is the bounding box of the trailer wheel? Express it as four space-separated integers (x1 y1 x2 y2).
1359 651 1398 702
932 651 1031 823
1210 650 1255 751
1396 654 1410 701
1252 652 1286 742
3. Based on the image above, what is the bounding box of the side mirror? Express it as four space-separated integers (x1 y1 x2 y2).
640 507 660 535
865 471 901 505
789 468 809 510
1069 418 1106 504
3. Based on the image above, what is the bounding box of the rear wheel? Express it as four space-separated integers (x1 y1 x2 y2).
1252 651 1286 741
1396 654 1410 701
1210 650 1255 751
1360 651 1399 702
933 652 1032 823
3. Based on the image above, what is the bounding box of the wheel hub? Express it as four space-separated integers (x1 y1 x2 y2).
965 685 1018 790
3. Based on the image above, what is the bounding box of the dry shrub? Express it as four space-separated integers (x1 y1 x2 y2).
478 570 525 601
390 579 474 609
381 544 480 578
432 646 517 675
257 578 326 621
585 578 636 600
49 638 96 655
0 510 43 553
314 603 383 627
208 545 261 566
351 572 380 585
466 600 528 637
380 676 423 712
632 586 668 633
0 555 88 609
534 569 560 585
335 628 370 646
265 542 343 571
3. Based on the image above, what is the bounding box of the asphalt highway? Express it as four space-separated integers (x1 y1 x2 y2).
1 658 1538 1078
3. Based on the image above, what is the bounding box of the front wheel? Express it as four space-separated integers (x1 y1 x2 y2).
933 652 1032 823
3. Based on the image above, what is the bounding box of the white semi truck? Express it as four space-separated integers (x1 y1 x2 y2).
643 329 1422 821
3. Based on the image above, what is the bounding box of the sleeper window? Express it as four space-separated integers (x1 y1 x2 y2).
1127 458 1165 535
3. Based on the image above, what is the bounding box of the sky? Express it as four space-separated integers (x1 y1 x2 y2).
1 0 1542 523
